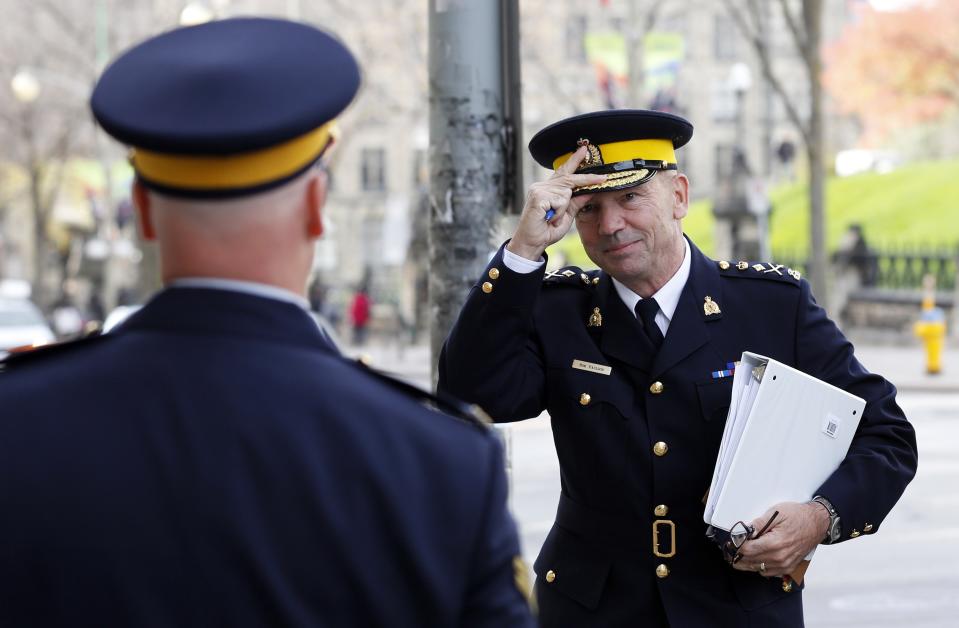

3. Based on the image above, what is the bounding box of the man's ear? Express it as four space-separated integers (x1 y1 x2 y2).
306 170 328 239
132 180 156 241
671 173 690 220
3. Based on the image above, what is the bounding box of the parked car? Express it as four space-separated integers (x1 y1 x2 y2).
0 297 55 356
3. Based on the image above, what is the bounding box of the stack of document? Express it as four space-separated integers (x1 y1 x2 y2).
704 352 865 533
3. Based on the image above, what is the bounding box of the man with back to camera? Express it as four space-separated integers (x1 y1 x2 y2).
439 109 918 627
0 17 534 628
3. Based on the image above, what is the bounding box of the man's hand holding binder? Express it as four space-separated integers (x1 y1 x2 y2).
704 352 867 585
728 501 830 579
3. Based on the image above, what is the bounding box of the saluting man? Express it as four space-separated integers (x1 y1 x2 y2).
439 109 918 627
0 18 534 628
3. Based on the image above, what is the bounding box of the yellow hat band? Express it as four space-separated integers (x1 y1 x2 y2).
131 121 335 191
552 138 676 171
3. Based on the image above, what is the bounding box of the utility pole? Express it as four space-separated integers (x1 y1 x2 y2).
428 0 520 383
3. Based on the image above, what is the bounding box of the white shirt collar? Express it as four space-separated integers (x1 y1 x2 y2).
168 278 311 311
611 237 691 333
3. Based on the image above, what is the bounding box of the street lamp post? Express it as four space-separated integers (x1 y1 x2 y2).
712 62 769 263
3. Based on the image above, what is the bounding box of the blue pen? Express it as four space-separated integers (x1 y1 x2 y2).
544 207 556 221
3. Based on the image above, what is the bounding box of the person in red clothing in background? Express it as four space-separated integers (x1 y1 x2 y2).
349 283 371 346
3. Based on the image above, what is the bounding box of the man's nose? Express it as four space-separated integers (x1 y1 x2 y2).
597 206 623 235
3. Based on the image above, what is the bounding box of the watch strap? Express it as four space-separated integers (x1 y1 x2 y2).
811 495 841 544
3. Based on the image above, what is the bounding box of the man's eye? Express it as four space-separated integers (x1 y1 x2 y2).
622 193 636 203
579 204 595 214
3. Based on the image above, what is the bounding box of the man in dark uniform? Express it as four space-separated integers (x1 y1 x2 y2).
439 110 918 627
0 18 534 628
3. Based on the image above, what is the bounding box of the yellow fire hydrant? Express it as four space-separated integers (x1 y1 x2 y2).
914 275 946 375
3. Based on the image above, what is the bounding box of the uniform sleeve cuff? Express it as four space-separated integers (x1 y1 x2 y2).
502 248 545 274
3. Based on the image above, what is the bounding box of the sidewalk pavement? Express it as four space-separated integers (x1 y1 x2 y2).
341 339 959 394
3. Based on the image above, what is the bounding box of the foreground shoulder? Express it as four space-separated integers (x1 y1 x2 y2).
0 332 108 372
715 259 803 286
349 357 493 432
543 266 601 289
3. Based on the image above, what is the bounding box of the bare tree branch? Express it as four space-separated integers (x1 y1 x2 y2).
776 0 810 60
721 0 759 41
720 0 811 144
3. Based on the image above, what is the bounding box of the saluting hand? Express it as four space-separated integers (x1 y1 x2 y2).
731 501 830 578
505 145 606 261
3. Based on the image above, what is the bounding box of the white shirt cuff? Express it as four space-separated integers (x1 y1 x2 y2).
503 248 545 274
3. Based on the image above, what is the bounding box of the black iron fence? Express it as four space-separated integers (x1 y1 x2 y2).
773 245 959 292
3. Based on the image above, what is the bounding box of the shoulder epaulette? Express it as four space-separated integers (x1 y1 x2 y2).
350 358 492 431
543 266 601 288
0 331 107 372
715 259 802 285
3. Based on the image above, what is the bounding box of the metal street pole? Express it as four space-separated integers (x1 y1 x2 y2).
428 0 518 384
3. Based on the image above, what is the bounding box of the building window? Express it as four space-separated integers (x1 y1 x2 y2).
714 15 737 61
361 147 386 192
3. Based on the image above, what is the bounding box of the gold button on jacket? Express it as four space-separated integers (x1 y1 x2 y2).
863 523 873 533
579 393 591 406
656 564 669 578
849 529 860 538
488 268 500 280
653 441 668 457
481 282 493 294
649 381 664 394
782 580 793 592
545 570 556 583
654 504 668 517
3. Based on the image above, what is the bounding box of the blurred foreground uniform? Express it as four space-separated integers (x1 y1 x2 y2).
439 111 917 627
0 18 533 628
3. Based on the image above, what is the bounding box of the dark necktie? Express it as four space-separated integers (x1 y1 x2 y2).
635 298 664 351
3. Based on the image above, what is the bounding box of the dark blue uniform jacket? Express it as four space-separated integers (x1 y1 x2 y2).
439 239 917 628
0 287 534 628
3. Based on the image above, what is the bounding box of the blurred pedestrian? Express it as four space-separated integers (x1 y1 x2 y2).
834 223 878 287
349 284 372 346
0 18 532 628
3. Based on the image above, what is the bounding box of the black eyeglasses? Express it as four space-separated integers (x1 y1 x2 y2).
723 510 779 564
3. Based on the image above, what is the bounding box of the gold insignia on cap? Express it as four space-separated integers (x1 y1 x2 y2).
576 138 603 168
580 273 590 285
703 295 721 316
587 307 603 328
752 264 765 272
562 269 576 278
592 277 600 285
788 268 801 281
737 261 749 271
718 260 730 270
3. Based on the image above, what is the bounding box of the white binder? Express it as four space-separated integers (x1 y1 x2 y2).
704 352 865 532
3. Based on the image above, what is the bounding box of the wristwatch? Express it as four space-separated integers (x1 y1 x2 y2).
811 495 841 544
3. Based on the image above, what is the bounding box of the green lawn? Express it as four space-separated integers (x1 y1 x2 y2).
549 158 959 268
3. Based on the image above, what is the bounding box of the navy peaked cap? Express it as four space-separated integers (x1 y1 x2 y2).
90 17 360 196
528 109 694 195
528 109 693 169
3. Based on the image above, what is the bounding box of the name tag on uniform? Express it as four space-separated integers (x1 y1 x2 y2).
571 359 612 376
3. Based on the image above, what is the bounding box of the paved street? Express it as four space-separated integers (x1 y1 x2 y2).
347 340 957 625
